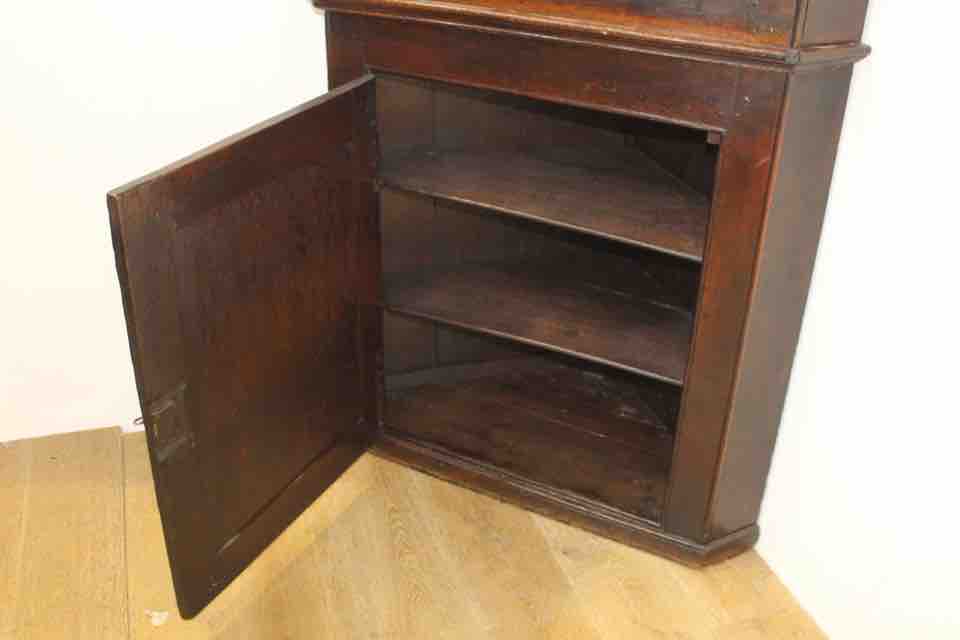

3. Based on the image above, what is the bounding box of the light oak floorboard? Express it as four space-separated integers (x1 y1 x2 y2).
333 458 487 640
15 428 127 640
709 610 826 640
206 453 379 639
123 433 378 639
535 515 824 639
216 456 487 640
393 460 604 640
8 429 825 639
0 439 31 635
122 433 209 640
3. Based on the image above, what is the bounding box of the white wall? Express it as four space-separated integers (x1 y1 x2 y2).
0 2 327 441
1 2 957 638
757 4 960 639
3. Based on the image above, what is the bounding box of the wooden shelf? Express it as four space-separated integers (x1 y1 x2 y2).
381 149 710 262
385 359 675 522
385 265 693 385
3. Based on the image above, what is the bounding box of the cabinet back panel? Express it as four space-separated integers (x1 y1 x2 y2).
377 74 717 265
380 193 703 312
377 74 717 200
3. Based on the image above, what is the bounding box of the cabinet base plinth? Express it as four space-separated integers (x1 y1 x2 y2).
373 430 758 567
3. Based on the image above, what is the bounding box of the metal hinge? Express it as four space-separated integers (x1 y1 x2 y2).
142 383 195 463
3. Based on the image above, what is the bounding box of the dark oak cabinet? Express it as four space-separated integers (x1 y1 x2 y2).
108 0 870 618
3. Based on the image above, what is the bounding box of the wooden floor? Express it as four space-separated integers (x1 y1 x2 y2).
0 428 824 639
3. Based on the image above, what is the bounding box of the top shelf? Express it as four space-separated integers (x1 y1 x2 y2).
382 148 710 262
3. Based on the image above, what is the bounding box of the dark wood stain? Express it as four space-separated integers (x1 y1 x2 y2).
797 0 871 47
664 67 789 541
373 431 760 566
386 265 694 385
317 0 799 56
386 358 676 521
708 65 855 538
109 76 381 617
382 148 710 261
345 14 741 128
109 0 870 618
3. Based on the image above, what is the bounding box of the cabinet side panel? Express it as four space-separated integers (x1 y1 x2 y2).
708 66 853 538
664 68 786 541
327 13 369 89
797 0 870 47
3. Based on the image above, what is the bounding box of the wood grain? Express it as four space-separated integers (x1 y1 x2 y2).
105 3 871 623
209 527 356 640
109 75 381 617
206 458 380 639
536 515 824 639
325 9 869 562
0 439 30 635
386 360 675 520
15 428 126 640
797 0 871 47
710 610 826 639
706 65 856 539
3 428 824 638
379 458 603 640
663 67 788 541
344 14 741 128
342 461 489 640
122 431 379 639
122 434 212 640
316 0 800 57
386 265 693 384
382 148 709 261
213 456 488 640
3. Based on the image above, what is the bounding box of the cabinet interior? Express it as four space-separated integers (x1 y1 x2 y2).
375 74 717 524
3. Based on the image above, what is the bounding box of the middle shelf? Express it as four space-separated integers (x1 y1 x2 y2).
385 264 693 385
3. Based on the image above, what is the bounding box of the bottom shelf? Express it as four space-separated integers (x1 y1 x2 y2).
385 358 676 523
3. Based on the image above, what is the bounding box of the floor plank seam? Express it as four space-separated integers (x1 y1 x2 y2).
12 429 824 639
10 441 33 639
119 430 132 640
401 465 493 639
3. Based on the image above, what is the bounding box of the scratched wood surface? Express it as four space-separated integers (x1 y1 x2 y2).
0 428 824 639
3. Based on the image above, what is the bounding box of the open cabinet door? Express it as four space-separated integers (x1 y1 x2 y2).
108 76 381 618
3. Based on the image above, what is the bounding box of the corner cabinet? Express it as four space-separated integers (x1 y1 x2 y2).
109 0 871 618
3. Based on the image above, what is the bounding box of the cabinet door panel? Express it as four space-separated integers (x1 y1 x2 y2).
108 75 380 618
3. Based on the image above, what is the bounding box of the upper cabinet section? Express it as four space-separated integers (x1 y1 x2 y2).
796 0 870 47
314 0 870 62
